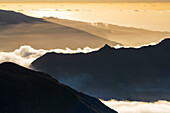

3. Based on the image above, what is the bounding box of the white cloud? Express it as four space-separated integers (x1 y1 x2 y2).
0 45 98 67
101 99 170 113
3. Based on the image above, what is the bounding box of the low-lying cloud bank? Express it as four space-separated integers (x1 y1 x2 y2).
0 38 164 68
101 99 170 113
0 45 98 67
0 41 159 68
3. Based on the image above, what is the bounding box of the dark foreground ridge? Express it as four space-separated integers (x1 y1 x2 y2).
32 38 170 101
0 62 117 113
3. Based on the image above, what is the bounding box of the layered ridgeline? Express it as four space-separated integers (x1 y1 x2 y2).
45 17 170 47
0 62 117 113
0 10 121 51
0 10 46 24
32 39 170 101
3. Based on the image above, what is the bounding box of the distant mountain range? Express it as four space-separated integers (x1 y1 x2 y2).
0 10 120 51
0 10 45 24
32 38 170 101
45 17 170 47
0 62 117 113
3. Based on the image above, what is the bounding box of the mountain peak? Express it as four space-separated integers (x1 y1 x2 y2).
100 44 112 51
104 44 111 48
0 62 24 69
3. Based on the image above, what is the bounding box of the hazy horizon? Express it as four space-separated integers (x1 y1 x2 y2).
1 3 170 32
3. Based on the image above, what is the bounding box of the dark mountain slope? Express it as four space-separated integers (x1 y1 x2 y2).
32 39 170 101
0 10 45 24
0 62 117 113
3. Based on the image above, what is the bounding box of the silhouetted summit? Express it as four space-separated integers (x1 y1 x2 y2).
99 44 112 51
0 10 46 24
0 62 117 113
32 38 170 101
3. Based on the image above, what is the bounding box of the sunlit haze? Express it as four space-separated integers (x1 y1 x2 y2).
1 3 170 31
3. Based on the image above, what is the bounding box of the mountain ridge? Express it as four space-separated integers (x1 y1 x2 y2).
31 38 170 101
0 10 46 25
0 9 121 51
45 17 170 47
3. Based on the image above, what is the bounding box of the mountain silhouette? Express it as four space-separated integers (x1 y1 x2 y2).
0 62 117 113
32 39 170 101
0 10 46 25
0 9 121 51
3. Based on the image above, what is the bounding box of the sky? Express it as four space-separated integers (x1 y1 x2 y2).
0 0 170 3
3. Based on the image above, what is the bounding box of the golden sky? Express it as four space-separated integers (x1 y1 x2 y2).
0 0 170 3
